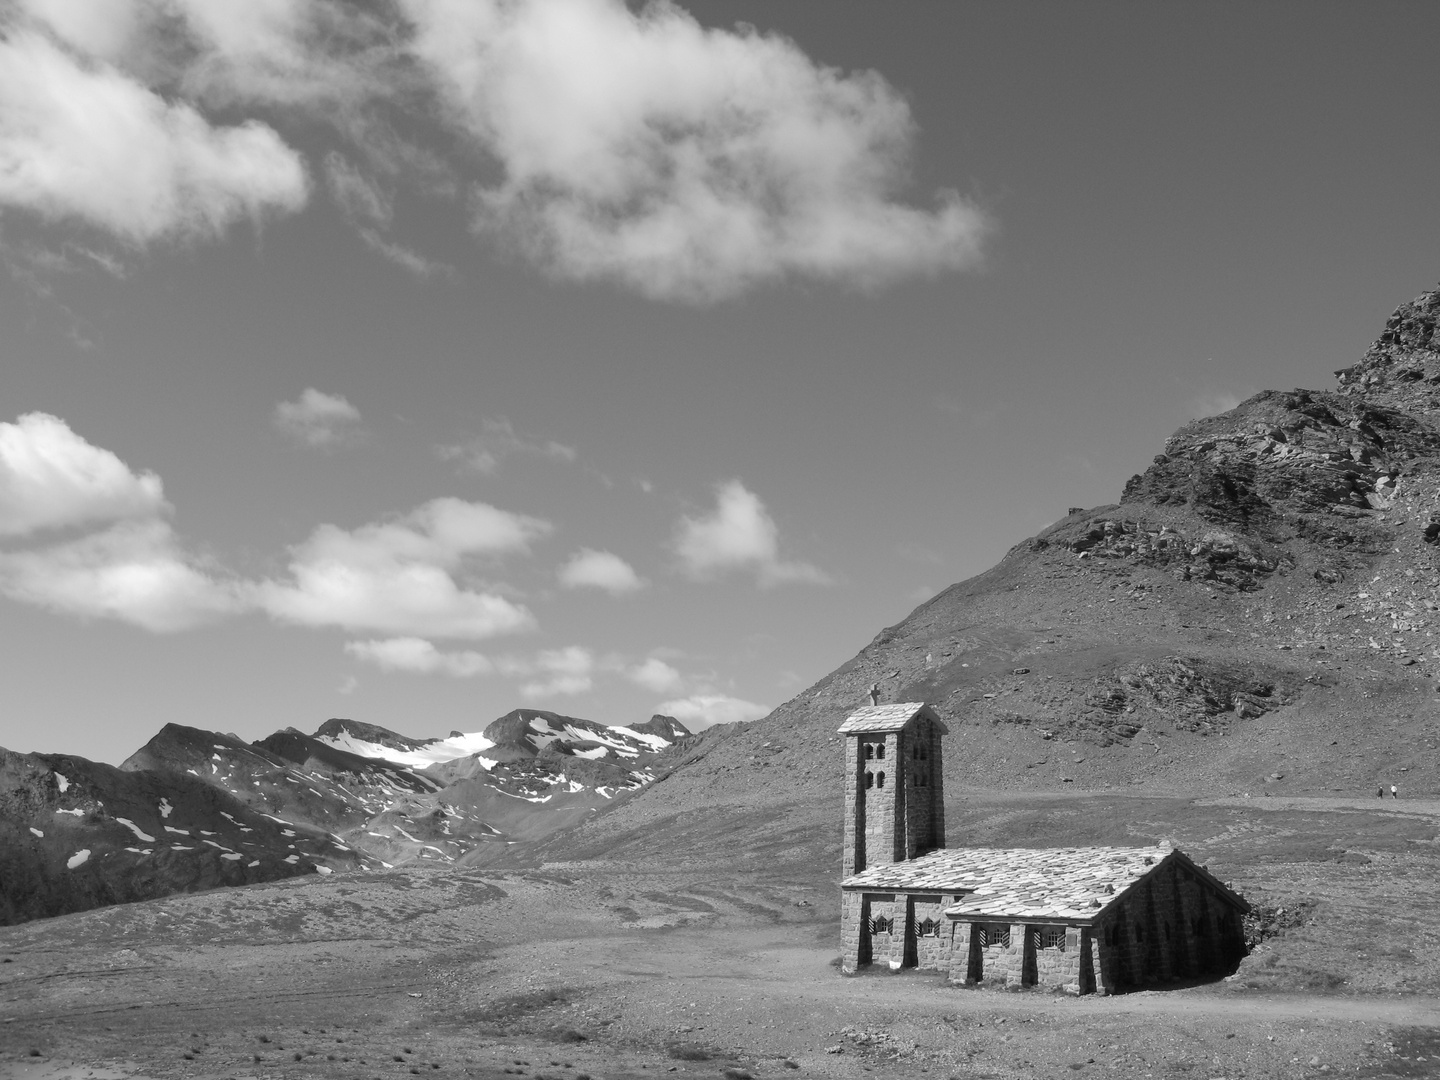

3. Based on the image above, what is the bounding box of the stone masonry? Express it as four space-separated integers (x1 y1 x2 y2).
838 702 1248 992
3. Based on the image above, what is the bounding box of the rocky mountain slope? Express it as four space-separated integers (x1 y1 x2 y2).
0 710 690 924
516 284 1440 874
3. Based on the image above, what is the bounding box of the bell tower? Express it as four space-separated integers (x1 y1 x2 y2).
838 702 946 879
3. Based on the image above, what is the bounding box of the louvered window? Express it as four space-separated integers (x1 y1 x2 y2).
1037 926 1066 951
869 915 893 935
917 917 940 938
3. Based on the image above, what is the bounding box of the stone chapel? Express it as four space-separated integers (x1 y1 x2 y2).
838 702 1249 994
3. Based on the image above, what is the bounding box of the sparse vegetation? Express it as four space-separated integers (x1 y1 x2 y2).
1244 899 1318 949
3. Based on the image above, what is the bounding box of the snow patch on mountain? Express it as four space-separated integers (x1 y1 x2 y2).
315 728 499 770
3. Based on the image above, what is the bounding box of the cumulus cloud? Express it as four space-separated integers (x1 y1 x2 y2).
439 417 578 476
657 692 770 730
5 0 984 298
0 412 167 535
403 0 986 301
273 388 364 448
0 518 244 631
557 548 644 594
674 480 829 587
0 413 570 646
257 497 550 638
0 26 308 244
345 636 492 677
626 656 684 695
500 645 596 698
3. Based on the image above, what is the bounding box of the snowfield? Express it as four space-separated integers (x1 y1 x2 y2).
315 729 500 770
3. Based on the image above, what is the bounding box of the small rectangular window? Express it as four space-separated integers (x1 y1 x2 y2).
1037 926 1066 951
980 924 1010 949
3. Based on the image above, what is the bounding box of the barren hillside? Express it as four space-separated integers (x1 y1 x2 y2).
522 285 1440 871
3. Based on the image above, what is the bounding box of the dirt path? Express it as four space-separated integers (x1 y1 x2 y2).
4 861 1439 1080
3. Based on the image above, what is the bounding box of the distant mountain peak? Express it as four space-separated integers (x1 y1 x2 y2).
4 705 693 926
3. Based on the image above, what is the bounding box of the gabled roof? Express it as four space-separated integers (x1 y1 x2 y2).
841 845 1246 923
837 702 947 736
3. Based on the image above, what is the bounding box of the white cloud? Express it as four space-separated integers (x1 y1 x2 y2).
0 26 308 244
674 480 830 587
0 412 167 536
345 636 492 677
557 548 644 594
439 417 578 475
627 656 683 695
657 693 770 730
500 645 595 698
401 0 988 301
324 151 447 277
257 497 549 639
7 0 984 299
0 519 243 631
273 388 364 448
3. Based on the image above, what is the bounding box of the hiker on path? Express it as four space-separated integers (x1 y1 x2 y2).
1392 784 1399 798
1379 786 1385 798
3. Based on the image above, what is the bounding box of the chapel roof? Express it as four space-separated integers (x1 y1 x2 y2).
836 702 947 735
840 845 1245 923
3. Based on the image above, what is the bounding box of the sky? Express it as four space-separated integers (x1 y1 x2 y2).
2 0 1439 766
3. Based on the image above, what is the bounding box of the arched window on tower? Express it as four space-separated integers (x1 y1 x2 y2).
876 743 886 760
865 772 874 789
864 743 875 760
877 772 886 788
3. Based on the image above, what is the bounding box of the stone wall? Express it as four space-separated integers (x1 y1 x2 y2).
840 890 867 973
910 895 952 971
942 858 1245 994
867 892 907 970
1029 925 1084 990
841 737 862 879
900 720 944 861
845 732 901 876
948 920 1088 992
1093 856 1247 994
842 890 960 974
843 714 947 879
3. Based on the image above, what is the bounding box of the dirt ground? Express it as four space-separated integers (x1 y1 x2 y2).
4 792 1440 1080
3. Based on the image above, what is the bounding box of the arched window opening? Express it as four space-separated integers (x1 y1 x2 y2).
877 772 886 788
864 743 874 760
865 772 874 789
876 743 886 760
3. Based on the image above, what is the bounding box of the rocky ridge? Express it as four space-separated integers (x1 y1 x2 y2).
0 710 691 924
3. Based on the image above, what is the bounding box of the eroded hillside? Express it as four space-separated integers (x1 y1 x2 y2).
524 285 1440 871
